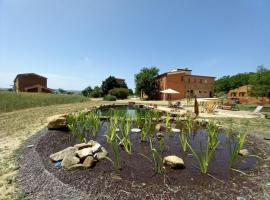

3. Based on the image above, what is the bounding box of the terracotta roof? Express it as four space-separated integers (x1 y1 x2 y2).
14 73 47 82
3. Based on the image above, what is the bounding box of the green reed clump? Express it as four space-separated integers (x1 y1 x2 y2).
66 111 88 142
150 138 163 174
179 113 193 152
119 117 132 154
105 119 121 172
207 120 219 149
229 121 249 167
135 109 143 128
164 112 171 131
187 141 219 174
86 111 101 137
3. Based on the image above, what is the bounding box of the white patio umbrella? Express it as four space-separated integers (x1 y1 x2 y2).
160 88 179 100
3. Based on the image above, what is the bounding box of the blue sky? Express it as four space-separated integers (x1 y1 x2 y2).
1 0 269 90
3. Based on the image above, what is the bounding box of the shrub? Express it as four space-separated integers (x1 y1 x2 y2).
109 88 129 99
89 86 102 98
103 95 117 101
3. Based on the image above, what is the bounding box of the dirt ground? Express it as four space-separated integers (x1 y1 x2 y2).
0 100 103 200
0 99 270 199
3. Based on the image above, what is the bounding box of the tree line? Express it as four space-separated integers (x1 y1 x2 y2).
81 76 133 100
215 65 270 99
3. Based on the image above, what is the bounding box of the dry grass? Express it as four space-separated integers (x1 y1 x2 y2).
0 100 102 200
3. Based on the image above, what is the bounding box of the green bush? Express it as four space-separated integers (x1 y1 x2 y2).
103 95 117 101
109 88 129 99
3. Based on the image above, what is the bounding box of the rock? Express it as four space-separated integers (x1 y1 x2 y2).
95 147 108 160
77 147 92 159
47 114 67 130
76 142 101 158
156 132 164 139
87 140 98 146
155 124 162 131
50 147 76 162
163 155 185 169
68 163 84 170
61 155 80 169
74 143 92 150
239 149 249 156
83 156 94 168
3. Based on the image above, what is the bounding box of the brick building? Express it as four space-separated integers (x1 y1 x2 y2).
155 68 215 100
14 73 53 93
227 85 269 104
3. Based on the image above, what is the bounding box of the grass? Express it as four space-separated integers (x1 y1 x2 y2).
0 91 90 113
237 104 270 112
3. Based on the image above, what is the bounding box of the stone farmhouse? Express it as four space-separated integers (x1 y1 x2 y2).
13 73 53 93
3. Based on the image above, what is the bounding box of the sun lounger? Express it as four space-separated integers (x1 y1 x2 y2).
252 105 263 114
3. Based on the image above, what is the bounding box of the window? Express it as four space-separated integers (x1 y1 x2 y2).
204 79 208 83
181 76 184 81
200 79 202 83
204 91 207 93
188 78 190 83
194 79 196 83
239 92 246 97
199 91 202 93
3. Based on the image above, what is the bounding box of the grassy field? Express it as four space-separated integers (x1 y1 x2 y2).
0 91 90 113
237 104 270 112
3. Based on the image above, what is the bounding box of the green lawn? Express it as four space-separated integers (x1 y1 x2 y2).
0 91 90 113
237 104 270 112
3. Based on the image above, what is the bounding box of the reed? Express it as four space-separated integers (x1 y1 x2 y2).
149 138 162 174
187 141 219 173
119 117 132 154
229 121 249 167
207 120 219 149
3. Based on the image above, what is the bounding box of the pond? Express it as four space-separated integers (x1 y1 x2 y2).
38 105 259 188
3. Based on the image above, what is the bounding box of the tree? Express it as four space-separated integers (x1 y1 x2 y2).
90 86 102 98
109 88 129 99
128 89 134 96
101 76 128 95
58 88 67 94
135 67 160 100
81 86 92 97
250 66 270 101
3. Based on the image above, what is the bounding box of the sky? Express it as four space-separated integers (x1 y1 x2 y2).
0 0 270 90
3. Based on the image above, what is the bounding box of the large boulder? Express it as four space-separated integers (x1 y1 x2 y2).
50 147 76 162
62 155 80 169
47 114 67 130
163 155 185 169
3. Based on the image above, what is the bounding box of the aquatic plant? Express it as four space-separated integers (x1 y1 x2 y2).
229 121 249 167
105 120 121 172
119 117 132 154
179 113 193 152
187 141 219 174
164 112 171 130
66 112 87 142
87 111 101 138
149 138 162 174
207 120 219 149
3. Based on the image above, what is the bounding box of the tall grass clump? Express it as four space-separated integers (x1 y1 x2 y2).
86 111 101 137
229 121 249 167
187 141 219 174
105 120 121 172
66 111 87 142
149 138 163 174
119 117 132 154
179 113 193 152
207 120 219 149
0 91 89 113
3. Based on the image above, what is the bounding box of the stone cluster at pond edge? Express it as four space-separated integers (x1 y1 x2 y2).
49 140 108 169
